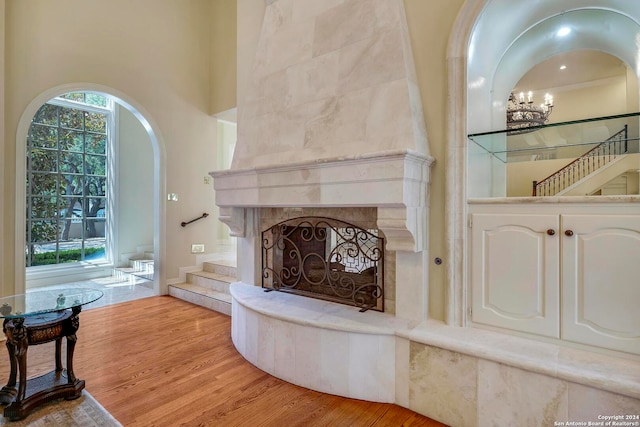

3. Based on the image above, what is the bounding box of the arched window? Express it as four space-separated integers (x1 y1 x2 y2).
26 92 113 267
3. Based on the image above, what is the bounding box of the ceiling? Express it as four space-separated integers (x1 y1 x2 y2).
513 49 629 93
467 1 640 133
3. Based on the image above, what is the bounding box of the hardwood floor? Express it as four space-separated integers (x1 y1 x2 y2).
0 296 446 426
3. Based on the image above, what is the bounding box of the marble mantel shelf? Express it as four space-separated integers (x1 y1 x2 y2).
210 149 434 252
211 148 433 177
231 282 640 401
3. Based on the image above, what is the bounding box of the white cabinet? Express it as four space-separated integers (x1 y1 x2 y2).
470 213 560 338
471 208 640 355
561 215 640 355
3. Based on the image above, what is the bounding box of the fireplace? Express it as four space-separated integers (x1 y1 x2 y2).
209 0 433 405
211 0 433 320
262 216 385 312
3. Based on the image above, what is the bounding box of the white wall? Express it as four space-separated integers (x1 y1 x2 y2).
117 105 154 260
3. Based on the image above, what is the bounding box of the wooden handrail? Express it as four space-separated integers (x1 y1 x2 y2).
534 126 628 196
181 212 209 227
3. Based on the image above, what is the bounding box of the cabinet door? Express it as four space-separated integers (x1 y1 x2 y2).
562 215 640 355
471 213 560 337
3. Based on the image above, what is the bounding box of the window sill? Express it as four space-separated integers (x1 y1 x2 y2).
26 261 114 288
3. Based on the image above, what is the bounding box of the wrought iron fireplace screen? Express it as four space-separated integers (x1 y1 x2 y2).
261 216 384 312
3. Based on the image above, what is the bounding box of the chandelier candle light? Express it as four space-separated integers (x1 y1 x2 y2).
507 91 554 132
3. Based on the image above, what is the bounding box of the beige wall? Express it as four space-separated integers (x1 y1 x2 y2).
0 0 5 294
550 75 629 124
507 159 571 197
627 67 639 112
210 0 237 114
404 0 465 320
2 0 223 292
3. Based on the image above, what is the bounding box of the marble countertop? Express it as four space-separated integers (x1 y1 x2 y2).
468 195 640 203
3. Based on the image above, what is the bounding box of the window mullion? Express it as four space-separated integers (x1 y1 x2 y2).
56 106 62 265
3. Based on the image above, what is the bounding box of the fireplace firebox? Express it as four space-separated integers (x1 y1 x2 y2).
261 217 384 312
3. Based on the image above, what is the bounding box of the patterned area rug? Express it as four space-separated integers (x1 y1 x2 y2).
0 391 121 426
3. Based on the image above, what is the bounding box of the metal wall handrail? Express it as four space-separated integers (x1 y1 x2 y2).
180 212 209 227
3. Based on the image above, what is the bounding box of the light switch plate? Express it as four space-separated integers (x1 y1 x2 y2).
191 244 205 253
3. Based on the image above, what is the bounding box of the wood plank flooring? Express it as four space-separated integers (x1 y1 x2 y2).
0 296 446 427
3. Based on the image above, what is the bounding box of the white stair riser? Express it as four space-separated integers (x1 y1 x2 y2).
202 262 236 277
112 268 153 285
187 274 231 293
169 286 231 316
130 260 154 273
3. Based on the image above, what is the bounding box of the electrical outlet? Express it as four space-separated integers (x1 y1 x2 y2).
191 244 205 253
204 176 212 185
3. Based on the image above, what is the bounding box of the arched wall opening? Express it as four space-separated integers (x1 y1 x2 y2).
14 83 166 296
481 8 640 133
446 0 640 326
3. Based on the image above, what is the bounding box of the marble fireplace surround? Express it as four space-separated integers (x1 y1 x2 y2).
211 149 433 252
210 0 436 340
211 149 434 317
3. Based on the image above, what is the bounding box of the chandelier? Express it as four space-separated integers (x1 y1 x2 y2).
507 91 554 132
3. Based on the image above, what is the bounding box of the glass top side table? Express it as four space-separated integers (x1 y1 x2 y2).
0 288 103 421
0 288 103 319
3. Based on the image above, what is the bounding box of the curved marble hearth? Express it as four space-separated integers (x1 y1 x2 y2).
231 281 640 416
230 282 414 402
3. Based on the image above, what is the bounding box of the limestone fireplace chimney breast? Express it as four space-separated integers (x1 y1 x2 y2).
212 0 432 255
233 0 429 170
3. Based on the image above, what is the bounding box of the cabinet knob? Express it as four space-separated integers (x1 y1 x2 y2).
565 230 574 237
546 229 555 236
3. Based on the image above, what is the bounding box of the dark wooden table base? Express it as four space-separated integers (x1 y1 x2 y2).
2 372 84 421
0 307 84 421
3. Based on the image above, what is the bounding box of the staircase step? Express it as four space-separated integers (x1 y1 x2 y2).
186 271 234 293
171 261 235 316
202 261 236 277
130 259 154 274
169 283 231 316
112 267 154 287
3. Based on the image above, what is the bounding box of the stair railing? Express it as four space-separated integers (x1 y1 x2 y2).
532 125 628 196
